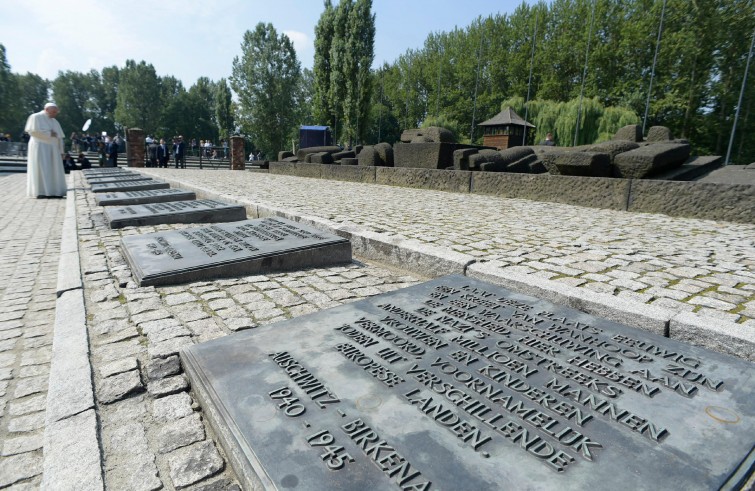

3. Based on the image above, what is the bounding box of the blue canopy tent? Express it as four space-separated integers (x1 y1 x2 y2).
299 126 332 149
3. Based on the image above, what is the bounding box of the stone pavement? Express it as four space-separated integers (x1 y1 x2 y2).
139 169 755 328
0 175 66 488
2 167 754 489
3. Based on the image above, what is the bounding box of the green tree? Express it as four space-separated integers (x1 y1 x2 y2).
215 78 234 140
343 0 375 144
313 0 335 126
231 22 301 158
90 66 119 135
328 0 352 143
15 73 50 123
0 44 19 135
114 60 161 134
51 70 97 135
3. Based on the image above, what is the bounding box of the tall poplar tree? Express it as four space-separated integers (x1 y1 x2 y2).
231 23 301 158
328 0 352 143
344 0 375 144
313 0 335 127
215 78 234 140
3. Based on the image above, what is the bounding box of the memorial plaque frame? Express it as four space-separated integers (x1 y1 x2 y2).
91 181 170 193
121 217 352 286
95 189 197 206
182 275 755 491
104 199 247 229
86 175 153 185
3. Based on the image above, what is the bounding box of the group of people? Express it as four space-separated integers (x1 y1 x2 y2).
145 136 185 168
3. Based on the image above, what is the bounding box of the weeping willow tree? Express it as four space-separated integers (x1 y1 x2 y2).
500 95 638 146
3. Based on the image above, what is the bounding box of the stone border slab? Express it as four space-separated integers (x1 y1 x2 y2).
43 182 103 490
669 312 755 362
42 410 104 490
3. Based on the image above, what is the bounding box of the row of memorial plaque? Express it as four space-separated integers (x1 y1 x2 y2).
83 167 755 490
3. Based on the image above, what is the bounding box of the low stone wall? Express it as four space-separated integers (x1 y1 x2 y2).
472 172 630 210
628 180 755 223
376 167 471 193
265 162 754 223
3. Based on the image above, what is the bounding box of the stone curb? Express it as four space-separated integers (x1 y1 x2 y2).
133 169 754 360
42 185 104 490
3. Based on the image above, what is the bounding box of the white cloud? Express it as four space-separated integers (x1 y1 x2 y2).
283 30 313 65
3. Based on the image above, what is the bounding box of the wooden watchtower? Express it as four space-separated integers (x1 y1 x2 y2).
478 107 535 149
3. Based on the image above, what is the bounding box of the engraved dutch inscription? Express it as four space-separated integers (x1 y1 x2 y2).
182 275 755 490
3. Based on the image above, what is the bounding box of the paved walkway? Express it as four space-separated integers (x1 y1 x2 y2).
140 169 755 327
0 175 66 488
1 168 753 489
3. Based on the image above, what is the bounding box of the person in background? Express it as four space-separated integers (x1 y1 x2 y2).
62 152 78 173
157 138 170 168
77 152 92 169
147 139 158 167
173 136 186 168
106 135 119 167
540 132 556 146
24 102 67 198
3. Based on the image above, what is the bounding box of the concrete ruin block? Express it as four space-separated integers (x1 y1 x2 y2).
553 152 612 177
374 142 394 166
358 146 380 166
400 127 454 144
332 150 355 161
585 140 640 162
304 153 314 163
647 126 673 142
528 159 547 174
506 154 539 173
282 156 299 162
499 146 535 165
612 124 643 142
613 142 692 179
400 129 423 143
411 135 434 143
296 145 341 161
278 151 294 161
453 148 479 170
354 145 363 155
472 152 505 171
309 152 334 164
341 158 358 166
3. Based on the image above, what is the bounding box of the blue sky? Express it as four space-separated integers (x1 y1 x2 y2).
1 0 533 88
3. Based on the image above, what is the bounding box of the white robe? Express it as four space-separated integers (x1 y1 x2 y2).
25 110 67 197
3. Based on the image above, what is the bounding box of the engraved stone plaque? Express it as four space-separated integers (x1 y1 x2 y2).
90 180 170 193
121 217 352 286
104 199 246 229
82 168 133 175
95 189 197 206
182 275 755 491
86 175 153 185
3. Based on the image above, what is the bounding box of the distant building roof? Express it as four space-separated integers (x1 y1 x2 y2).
300 125 330 131
478 107 536 128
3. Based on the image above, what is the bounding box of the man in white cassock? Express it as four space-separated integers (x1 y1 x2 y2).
25 102 67 198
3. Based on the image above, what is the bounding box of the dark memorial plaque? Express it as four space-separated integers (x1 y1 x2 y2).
83 168 133 175
91 180 169 193
95 189 197 206
121 217 352 286
104 199 246 229
182 275 755 491
87 175 151 185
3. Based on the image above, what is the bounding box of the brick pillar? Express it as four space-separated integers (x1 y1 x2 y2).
230 136 245 170
126 128 145 168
